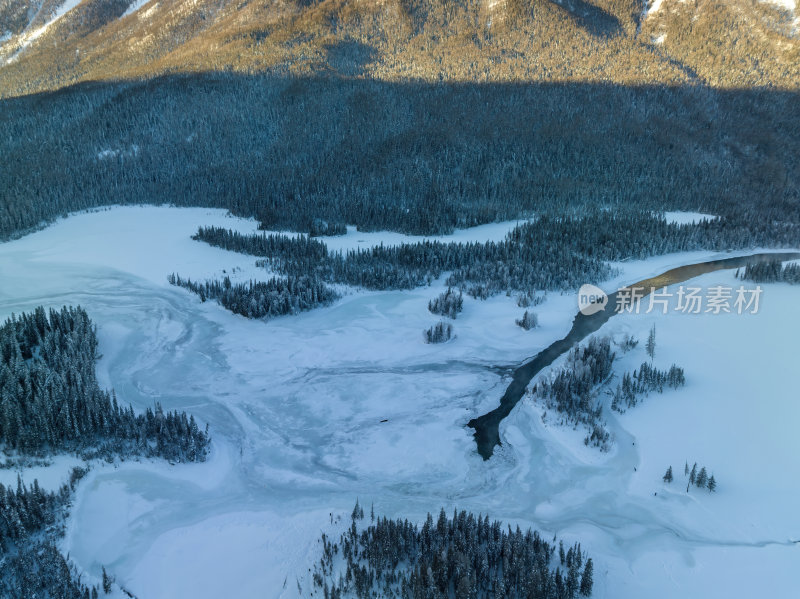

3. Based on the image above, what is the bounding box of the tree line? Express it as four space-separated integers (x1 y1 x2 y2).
0 306 209 461
312 501 594 599
0 468 101 598
167 273 339 320
194 209 800 306
737 259 800 284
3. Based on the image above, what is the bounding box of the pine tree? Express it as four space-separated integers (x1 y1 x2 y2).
646 325 656 362
707 475 717 492
663 466 673 483
687 462 697 492
696 467 708 488
516 310 538 330
580 558 594 596
684 461 689 476
102 567 112 594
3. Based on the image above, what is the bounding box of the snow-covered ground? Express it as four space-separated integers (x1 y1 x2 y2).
122 0 152 18
663 210 717 225
0 454 84 490
0 206 797 598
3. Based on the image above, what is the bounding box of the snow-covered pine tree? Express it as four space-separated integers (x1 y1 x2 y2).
663 466 673 483
646 325 656 362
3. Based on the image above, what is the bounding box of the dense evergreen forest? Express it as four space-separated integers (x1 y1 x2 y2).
737 259 800 284
0 306 209 461
0 471 100 598
1 75 798 245
0 306 212 596
312 502 593 599
194 210 800 305
167 273 339 319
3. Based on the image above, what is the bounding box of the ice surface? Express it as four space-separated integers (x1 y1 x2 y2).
0 206 797 598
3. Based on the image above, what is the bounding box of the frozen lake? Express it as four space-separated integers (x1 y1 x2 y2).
0 206 798 599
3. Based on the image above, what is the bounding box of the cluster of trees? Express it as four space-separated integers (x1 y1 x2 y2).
610 363 686 412
0 306 210 461
311 501 593 599
310 219 347 237
167 273 339 320
516 311 539 331
737 259 800 284
428 289 464 319
192 209 796 303
617 334 639 352
0 469 100 598
532 337 615 450
517 294 546 309
663 463 717 493
424 322 453 344
193 227 329 262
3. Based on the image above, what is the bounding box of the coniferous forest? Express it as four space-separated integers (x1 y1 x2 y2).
167 273 339 320
0 471 102 598
1 75 799 249
737 259 800 284
0 306 210 461
0 306 211 596
192 211 800 313
313 502 594 599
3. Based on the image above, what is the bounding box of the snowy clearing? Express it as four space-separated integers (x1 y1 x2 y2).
122 0 152 18
662 211 718 225
0 206 797 598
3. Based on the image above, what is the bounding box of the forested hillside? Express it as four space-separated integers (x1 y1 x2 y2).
2 73 798 245
0 0 797 96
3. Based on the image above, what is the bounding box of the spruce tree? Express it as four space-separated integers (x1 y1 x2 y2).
102 567 112 594
580 558 594 596
707 475 717 492
646 325 656 362
696 467 708 488
663 466 673 483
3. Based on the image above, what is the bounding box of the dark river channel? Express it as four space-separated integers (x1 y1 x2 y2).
468 252 800 459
